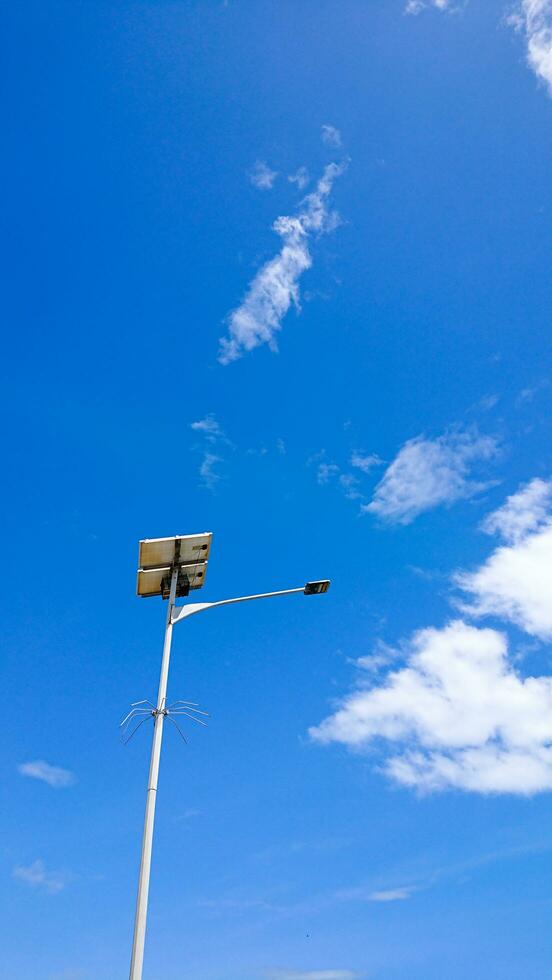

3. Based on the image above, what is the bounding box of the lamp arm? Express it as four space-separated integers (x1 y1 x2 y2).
171 586 304 626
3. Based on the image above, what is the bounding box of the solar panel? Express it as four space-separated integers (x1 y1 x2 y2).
136 563 208 598
136 533 212 597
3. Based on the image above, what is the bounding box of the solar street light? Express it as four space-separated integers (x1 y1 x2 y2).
128 533 330 980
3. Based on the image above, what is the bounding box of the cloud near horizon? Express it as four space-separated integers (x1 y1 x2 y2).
364 428 498 525
218 162 346 365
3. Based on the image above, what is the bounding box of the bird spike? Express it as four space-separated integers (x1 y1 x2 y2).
166 715 188 743
121 714 152 745
120 696 209 745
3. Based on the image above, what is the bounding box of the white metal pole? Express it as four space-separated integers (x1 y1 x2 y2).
129 566 178 980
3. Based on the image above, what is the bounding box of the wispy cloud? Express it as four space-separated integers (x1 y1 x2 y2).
174 807 202 822
339 473 363 501
190 417 288 489
508 1 552 95
367 887 415 902
517 380 548 403
288 166 310 190
13 859 71 894
316 461 340 485
190 414 225 441
456 478 552 639
18 760 75 788
350 452 382 474
407 0 552 97
321 124 342 147
190 414 230 491
363 428 499 525
219 161 347 365
249 160 278 190
198 836 552 936
334 882 418 903
198 452 222 491
480 477 552 543
309 448 381 504
405 0 456 13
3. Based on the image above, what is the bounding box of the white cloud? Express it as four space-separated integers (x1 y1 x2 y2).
266 973 361 980
317 461 340 485
13 859 70 894
288 166 310 190
456 479 552 639
339 473 363 500
407 0 552 96
175 807 202 821
198 452 222 491
368 887 414 901
190 414 224 441
310 453 364 500
219 162 346 365
363 429 498 525
350 452 382 474
313 480 552 796
309 450 383 505
190 414 230 490
357 639 401 674
332 882 416 903
509 1 552 95
311 619 552 795
249 160 278 190
18 760 75 788
405 0 455 13
321 124 342 147
481 478 552 543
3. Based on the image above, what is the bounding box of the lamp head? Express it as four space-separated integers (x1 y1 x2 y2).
304 580 331 595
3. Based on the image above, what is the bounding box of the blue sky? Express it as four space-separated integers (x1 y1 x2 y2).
4 1 552 978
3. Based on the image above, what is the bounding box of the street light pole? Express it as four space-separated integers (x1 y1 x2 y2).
128 533 330 980
129 567 178 980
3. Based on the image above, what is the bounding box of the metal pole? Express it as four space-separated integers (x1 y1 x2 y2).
129 566 178 980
